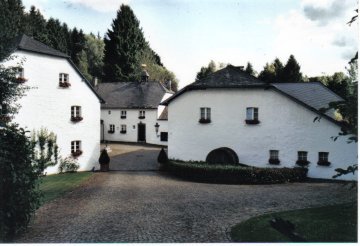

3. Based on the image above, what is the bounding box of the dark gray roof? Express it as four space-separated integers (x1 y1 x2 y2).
271 82 343 119
13 34 69 58
162 65 267 105
96 81 170 109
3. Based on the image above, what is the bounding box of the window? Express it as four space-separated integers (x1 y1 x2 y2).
139 110 145 119
199 107 211 123
16 67 27 83
269 150 280 164
318 152 330 166
245 107 259 124
108 124 115 133
121 110 127 119
0 104 7 115
0 104 10 124
296 151 309 166
71 106 82 122
71 140 82 157
59 73 70 88
160 132 168 142
108 110 111 115
120 124 127 134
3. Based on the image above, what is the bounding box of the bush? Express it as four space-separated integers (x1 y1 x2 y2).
98 149 110 165
58 157 80 173
157 148 168 164
0 124 41 242
163 160 308 184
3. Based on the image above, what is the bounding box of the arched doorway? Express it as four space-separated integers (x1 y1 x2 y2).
206 147 239 165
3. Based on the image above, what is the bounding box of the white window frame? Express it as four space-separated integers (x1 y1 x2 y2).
139 110 145 117
318 152 329 162
71 140 81 153
16 67 24 78
121 110 127 118
59 73 69 83
109 124 115 132
121 124 126 132
298 151 308 161
71 106 81 118
246 107 259 120
269 150 279 160
200 107 211 120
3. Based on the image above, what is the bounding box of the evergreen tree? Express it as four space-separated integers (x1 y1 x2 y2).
245 62 256 76
46 18 67 54
273 58 284 81
23 6 48 44
83 33 104 79
258 62 276 83
282 55 303 82
103 4 147 81
69 28 86 66
0 0 26 58
195 60 217 81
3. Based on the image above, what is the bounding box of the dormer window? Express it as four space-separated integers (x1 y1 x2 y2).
139 110 145 119
71 106 83 122
121 110 127 119
199 107 211 123
59 73 70 88
245 107 260 124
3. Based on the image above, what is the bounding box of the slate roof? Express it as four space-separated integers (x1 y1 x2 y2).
12 34 69 58
96 81 171 109
271 82 343 119
161 65 344 124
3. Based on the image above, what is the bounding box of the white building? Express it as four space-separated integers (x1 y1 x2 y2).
3 34 104 174
96 80 172 146
162 65 357 180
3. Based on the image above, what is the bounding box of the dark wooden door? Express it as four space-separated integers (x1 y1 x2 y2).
138 123 146 142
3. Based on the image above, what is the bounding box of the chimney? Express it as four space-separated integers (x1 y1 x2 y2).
93 77 98 87
141 64 149 82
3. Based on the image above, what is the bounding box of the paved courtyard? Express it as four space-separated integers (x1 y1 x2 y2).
17 144 357 243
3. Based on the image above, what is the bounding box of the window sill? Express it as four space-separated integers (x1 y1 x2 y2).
108 131 115 134
268 159 280 165
138 116 145 119
121 116 127 119
71 116 83 122
317 161 331 167
71 150 83 157
296 160 310 167
120 131 127 134
199 119 211 124
245 119 260 125
59 82 71 88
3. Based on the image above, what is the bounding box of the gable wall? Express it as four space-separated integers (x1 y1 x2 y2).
168 88 357 180
6 51 101 173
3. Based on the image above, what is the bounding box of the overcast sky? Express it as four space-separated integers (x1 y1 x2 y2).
22 0 358 88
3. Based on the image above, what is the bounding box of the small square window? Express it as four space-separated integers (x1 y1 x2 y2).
121 110 127 119
108 124 115 133
71 106 82 122
296 151 309 166
245 107 259 124
59 73 69 83
71 140 82 157
269 150 280 164
139 110 145 119
318 152 330 166
16 67 24 78
160 132 168 142
120 124 127 134
108 110 111 115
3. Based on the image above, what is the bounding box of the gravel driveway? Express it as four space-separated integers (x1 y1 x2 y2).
17 170 356 243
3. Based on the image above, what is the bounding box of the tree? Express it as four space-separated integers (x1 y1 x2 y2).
23 6 48 44
69 28 86 66
103 4 147 81
273 58 284 81
245 62 256 76
46 18 67 54
282 55 303 82
195 60 217 81
0 0 26 59
258 62 276 83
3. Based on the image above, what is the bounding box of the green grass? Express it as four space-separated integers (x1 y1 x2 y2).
39 172 93 204
230 202 357 243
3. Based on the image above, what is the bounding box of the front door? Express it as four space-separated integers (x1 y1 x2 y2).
138 123 146 142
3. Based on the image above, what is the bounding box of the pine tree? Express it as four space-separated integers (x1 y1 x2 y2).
0 0 26 59
23 6 48 44
46 18 67 54
103 4 147 81
282 55 303 82
69 28 86 65
273 58 284 81
258 63 276 83
245 62 256 76
195 60 217 81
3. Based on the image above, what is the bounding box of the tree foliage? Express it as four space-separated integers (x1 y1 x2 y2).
245 62 256 76
195 60 218 81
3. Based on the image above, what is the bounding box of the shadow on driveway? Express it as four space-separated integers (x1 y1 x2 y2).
110 149 161 171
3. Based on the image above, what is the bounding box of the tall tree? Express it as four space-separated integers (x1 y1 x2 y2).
69 28 86 66
282 55 303 82
82 33 105 80
103 4 147 81
273 58 284 81
258 62 276 83
195 60 217 81
245 62 256 76
23 6 48 44
0 0 26 58
46 18 67 54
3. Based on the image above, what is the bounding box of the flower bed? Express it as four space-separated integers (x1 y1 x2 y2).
59 82 71 88
138 116 145 119
121 116 126 119
245 119 260 125
108 130 115 134
120 130 127 134
71 150 83 157
162 160 308 184
71 116 83 122
268 159 280 165
199 118 211 124
317 160 331 166
296 160 310 167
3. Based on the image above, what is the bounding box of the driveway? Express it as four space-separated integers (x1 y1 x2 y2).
16 144 357 243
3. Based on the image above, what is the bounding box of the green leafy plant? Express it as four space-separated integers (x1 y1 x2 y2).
58 156 80 173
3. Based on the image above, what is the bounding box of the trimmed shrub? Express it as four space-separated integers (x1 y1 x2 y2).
163 161 308 184
58 157 80 173
99 149 110 165
157 148 168 164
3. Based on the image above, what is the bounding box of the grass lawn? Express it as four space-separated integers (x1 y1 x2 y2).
230 202 357 243
39 172 93 204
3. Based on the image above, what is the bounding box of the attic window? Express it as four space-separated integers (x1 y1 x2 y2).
245 107 260 124
139 110 145 119
121 110 127 119
199 107 211 124
59 73 70 88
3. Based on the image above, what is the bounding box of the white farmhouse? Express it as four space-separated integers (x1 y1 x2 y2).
162 65 357 180
96 78 173 145
3 34 104 174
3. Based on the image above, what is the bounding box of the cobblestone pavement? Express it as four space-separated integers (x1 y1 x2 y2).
17 171 356 243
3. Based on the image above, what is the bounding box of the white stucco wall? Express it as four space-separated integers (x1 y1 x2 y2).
5 51 101 174
167 88 358 180
101 108 168 146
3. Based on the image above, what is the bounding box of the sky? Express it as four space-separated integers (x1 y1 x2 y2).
22 0 358 89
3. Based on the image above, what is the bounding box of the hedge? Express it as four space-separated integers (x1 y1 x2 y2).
162 161 308 184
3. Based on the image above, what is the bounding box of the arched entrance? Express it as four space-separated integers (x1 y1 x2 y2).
206 147 239 165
